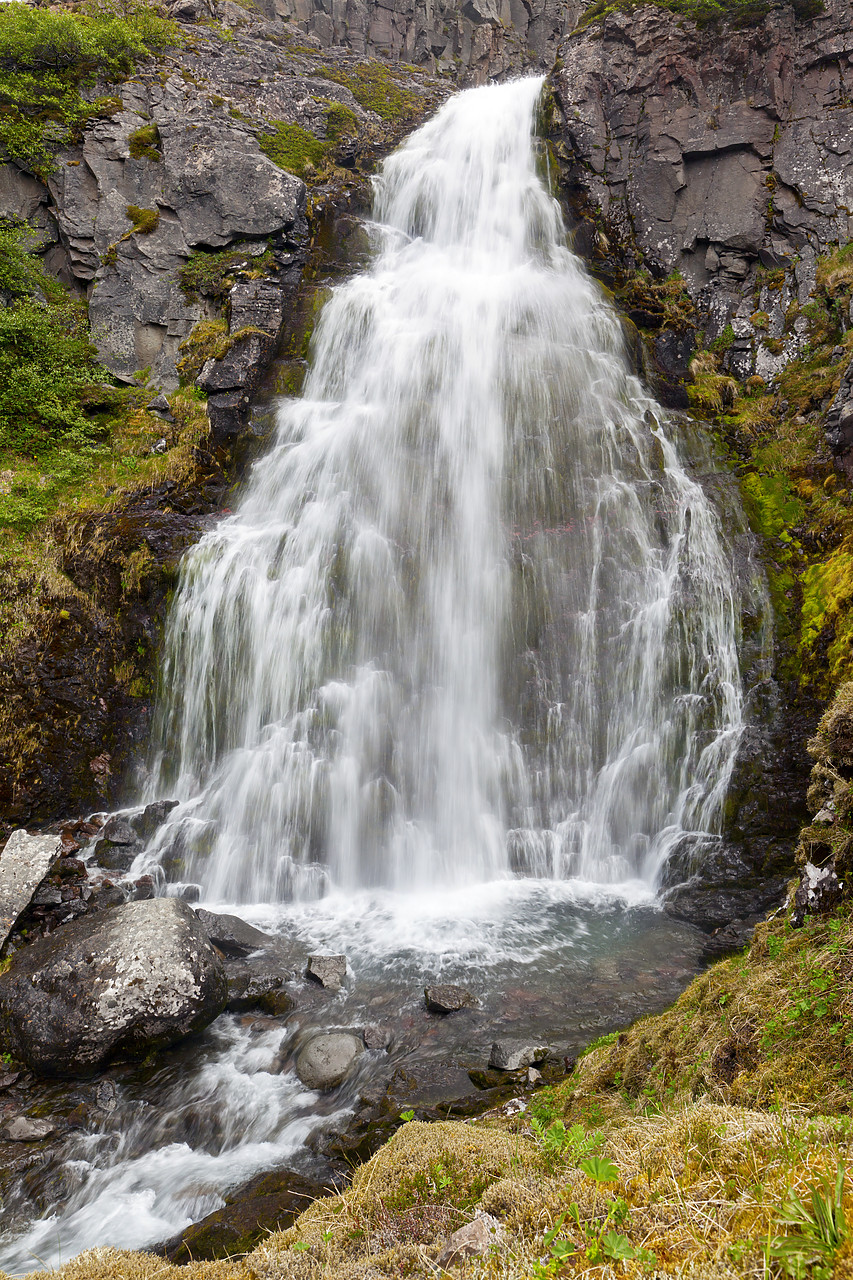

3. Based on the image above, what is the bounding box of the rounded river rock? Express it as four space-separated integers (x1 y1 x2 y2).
296 1033 363 1091
0 898 227 1076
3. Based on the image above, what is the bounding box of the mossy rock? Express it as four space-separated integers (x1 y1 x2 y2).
162 1169 330 1263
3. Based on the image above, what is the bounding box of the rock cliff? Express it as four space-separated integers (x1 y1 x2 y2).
550 0 853 369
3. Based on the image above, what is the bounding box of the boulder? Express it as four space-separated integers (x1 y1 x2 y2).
295 1033 363 1091
130 800 179 844
363 1023 391 1050
195 908 273 957
0 898 227 1076
791 861 843 929
424 984 476 1013
306 954 346 992
1 1117 57 1142
489 1041 549 1072
0 830 62 951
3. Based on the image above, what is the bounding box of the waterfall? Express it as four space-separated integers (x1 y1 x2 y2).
147 75 744 904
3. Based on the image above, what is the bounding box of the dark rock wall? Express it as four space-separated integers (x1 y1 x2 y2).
261 0 581 82
549 0 853 349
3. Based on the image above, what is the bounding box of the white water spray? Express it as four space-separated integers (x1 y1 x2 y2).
148 75 743 903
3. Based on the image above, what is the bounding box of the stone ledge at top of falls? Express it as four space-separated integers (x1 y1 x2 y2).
0 898 227 1077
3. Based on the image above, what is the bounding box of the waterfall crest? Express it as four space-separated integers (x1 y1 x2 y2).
148 75 744 902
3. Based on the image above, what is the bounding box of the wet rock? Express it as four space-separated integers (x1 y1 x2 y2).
100 816 137 846
0 898 227 1076
296 1032 363 1091
489 1040 549 1071
424 983 476 1013
306 954 346 992
437 1212 505 1266
0 830 62 951
1 1116 57 1142
363 1023 391 1050
791 861 843 929
130 800 179 844
160 1168 330 1263
226 965 295 1016
0 1071 19 1091
195 908 273 957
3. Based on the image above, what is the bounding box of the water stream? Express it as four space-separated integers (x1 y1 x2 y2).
0 75 764 1273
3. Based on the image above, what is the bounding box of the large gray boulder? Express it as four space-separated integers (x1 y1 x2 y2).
0 898 227 1076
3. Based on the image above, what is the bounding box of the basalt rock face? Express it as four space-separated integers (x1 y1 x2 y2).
549 0 853 338
264 0 582 82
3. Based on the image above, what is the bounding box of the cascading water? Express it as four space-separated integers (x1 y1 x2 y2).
0 76 765 1275
146 75 743 904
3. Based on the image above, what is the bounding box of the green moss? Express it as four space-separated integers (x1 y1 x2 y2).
322 98 359 141
128 121 161 161
175 318 230 384
125 203 159 234
576 0 822 27
317 60 420 122
258 120 328 177
739 472 805 543
178 246 273 305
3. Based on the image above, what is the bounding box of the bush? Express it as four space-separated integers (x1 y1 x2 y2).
0 0 180 174
0 298 105 460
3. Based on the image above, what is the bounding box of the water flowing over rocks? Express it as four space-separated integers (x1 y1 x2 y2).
0 899 227 1076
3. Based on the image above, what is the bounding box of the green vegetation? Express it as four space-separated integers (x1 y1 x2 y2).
675 240 853 695
317 59 421 122
125 203 159 234
577 0 823 30
128 121 161 161
0 220 207 598
259 120 329 177
178 245 274 305
0 0 180 175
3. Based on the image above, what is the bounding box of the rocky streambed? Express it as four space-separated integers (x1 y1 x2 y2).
0 809 722 1272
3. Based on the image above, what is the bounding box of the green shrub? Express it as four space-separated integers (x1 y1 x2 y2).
0 0 180 174
0 298 103 458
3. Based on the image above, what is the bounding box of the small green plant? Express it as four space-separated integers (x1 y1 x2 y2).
530 1116 604 1168
259 120 328 177
766 1164 847 1278
399 1109 415 1122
